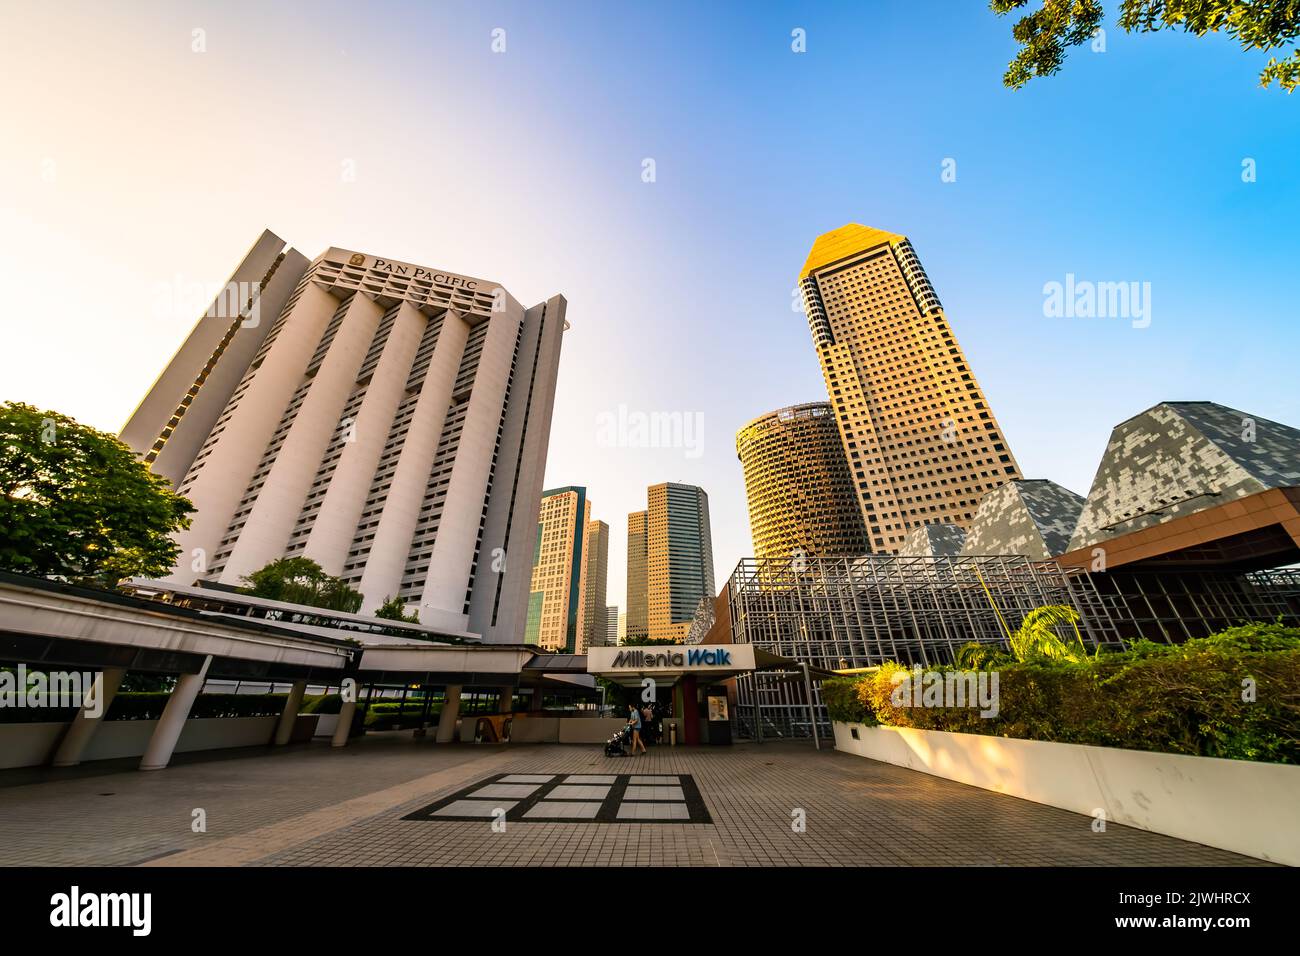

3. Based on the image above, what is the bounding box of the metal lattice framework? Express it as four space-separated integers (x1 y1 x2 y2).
726 554 1126 671
1097 568 1300 644
724 554 1128 741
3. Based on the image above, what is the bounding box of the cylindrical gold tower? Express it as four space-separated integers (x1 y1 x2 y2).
736 402 868 563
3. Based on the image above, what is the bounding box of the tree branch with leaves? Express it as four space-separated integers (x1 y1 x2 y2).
992 0 1300 92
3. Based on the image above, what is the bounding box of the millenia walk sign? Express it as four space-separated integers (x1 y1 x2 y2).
587 644 756 677
612 647 732 668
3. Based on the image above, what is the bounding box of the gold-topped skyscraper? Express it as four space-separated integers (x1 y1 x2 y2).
799 224 1022 552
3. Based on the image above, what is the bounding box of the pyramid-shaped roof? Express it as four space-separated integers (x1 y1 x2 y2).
961 479 1086 560
899 522 967 558
801 224 905 278
1067 401 1300 552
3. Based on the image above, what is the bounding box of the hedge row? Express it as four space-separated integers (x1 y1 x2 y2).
106 692 289 721
822 622 1300 764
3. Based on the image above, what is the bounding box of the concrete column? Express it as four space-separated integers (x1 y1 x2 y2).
51 667 126 767
221 293 383 583
139 656 212 771
496 685 514 714
358 312 471 613
331 698 358 748
413 691 432 738
418 308 521 617
168 282 340 581
435 685 462 743
301 301 426 576
680 675 700 746
272 680 308 746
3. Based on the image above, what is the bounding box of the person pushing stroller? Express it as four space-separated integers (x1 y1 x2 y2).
625 703 647 756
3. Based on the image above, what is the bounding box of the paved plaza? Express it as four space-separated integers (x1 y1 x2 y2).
0 735 1269 867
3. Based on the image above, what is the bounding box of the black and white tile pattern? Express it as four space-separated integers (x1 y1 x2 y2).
403 772 712 824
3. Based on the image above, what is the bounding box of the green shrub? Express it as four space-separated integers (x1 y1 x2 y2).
822 677 874 725
301 694 341 715
104 693 288 721
364 699 435 730
828 622 1300 764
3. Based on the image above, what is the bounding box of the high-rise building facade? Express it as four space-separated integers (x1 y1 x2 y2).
736 401 868 563
526 488 586 650
575 518 608 654
604 605 619 647
798 224 1021 552
625 510 648 643
121 229 566 642
645 482 715 643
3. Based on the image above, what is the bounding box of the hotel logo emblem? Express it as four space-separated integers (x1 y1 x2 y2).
348 252 365 266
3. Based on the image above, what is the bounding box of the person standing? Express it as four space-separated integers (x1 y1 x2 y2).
641 702 655 746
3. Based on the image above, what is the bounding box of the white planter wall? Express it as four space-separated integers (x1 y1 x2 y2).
833 722 1300 866
313 714 339 738
0 717 281 768
558 717 627 744
0 723 65 769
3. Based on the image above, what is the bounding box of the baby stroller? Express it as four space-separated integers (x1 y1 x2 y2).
604 725 630 757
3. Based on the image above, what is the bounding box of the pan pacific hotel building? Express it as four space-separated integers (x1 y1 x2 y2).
120 229 567 643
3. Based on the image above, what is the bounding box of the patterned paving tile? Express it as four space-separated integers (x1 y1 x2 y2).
433 800 516 818
402 771 711 824
547 784 611 800
468 783 541 799
618 803 690 821
624 785 685 801
524 802 603 820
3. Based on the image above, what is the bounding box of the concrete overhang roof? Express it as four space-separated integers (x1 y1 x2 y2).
0 572 354 673
124 578 481 643
353 643 537 679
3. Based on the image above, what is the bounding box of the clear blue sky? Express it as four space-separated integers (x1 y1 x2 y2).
2 0 1297 610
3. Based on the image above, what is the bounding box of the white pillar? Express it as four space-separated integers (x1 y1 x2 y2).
272 680 308 746
331 698 358 748
169 283 340 582
301 302 426 576
357 311 470 611
51 667 126 767
435 685 462 743
220 294 382 583
139 656 211 771
418 309 520 616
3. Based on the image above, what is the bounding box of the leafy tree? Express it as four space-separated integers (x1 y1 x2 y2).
992 0 1300 92
620 636 679 647
375 594 420 623
241 556 363 613
0 401 194 587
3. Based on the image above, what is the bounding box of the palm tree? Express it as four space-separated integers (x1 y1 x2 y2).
972 566 1090 663
1007 605 1089 663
